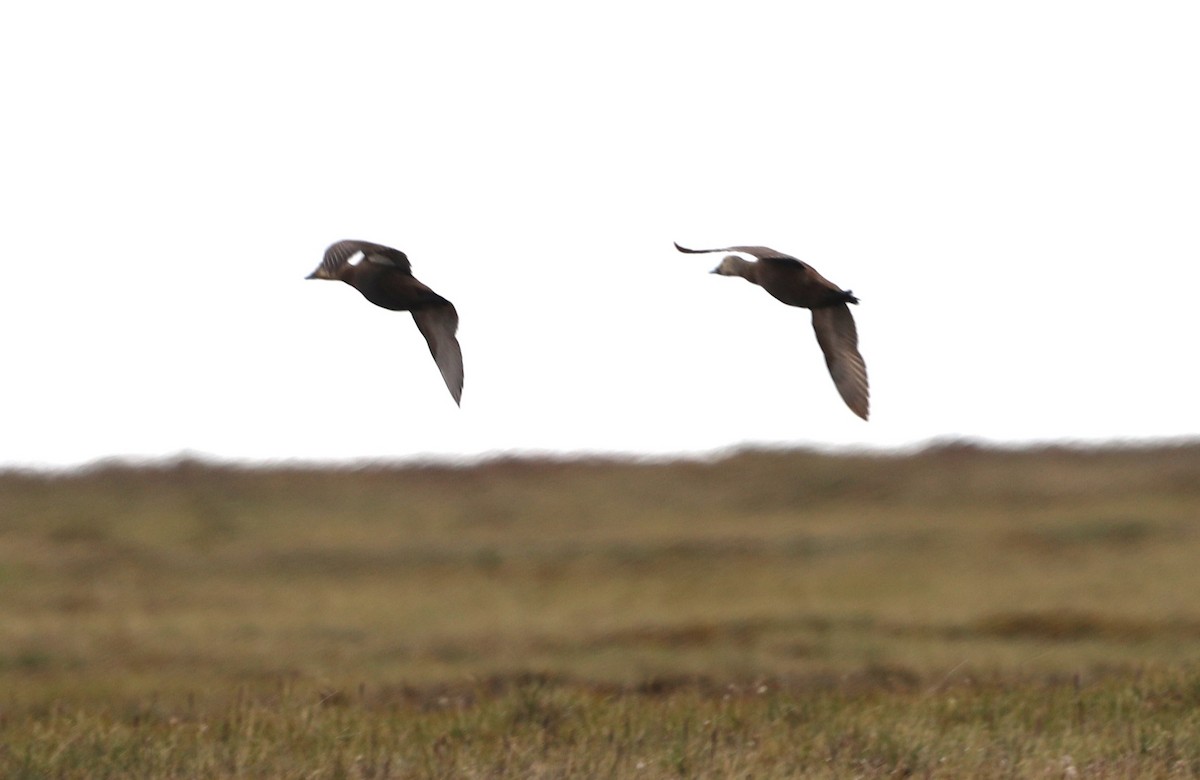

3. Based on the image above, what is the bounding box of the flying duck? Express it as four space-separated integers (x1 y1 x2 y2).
307 240 463 405
676 243 869 420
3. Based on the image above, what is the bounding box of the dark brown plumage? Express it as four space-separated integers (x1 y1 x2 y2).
307 240 463 405
675 243 869 420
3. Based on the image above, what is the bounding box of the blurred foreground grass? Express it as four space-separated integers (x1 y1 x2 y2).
2 442 1199 777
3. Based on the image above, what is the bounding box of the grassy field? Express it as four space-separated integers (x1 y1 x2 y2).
2 442 1200 777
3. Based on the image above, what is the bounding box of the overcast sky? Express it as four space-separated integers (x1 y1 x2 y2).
2 2 1198 467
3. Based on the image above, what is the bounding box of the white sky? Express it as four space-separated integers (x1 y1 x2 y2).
2 2 1198 467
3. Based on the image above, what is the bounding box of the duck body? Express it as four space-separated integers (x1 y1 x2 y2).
336 259 452 313
750 255 859 310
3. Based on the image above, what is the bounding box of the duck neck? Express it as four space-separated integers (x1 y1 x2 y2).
727 256 760 285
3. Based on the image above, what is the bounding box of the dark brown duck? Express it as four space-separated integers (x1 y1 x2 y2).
676 243 869 420
307 240 463 405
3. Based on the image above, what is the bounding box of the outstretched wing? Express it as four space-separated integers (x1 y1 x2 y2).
811 304 869 420
411 303 464 406
674 243 799 261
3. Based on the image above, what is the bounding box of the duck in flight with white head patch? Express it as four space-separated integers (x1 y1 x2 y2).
307 240 463 406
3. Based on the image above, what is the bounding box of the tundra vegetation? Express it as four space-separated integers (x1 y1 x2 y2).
2 443 1199 777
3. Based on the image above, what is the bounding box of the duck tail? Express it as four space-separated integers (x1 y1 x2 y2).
842 289 860 305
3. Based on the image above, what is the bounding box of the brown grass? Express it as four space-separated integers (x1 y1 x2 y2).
2 441 1199 776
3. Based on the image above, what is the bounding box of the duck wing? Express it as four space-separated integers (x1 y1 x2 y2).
674 243 799 261
811 303 869 420
411 303 464 406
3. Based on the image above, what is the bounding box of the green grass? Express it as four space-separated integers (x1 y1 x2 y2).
5 671 1200 778
2 442 1200 776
